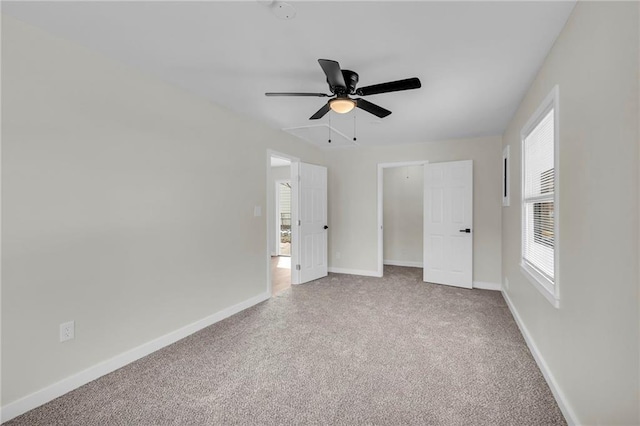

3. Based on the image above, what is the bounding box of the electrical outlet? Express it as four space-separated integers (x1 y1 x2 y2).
60 321 75 342
504 277 510 291
335 251 341 259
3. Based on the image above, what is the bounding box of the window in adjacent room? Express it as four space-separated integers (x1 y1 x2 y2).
521 86 559 308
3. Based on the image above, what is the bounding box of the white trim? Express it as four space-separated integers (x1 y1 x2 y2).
472 281 501 291
520 85 560 308
377 160 428 277
290 161 301 285
275 180 282 256
328 267 382 278
521 87 557 137
520 263 560 308
267 150 300 294
553 87 561 304
377 161 429 169
383 259 423 268
0 292 270 423
502 291 578 426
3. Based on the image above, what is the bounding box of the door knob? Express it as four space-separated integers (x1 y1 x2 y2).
324 225 329 229
459 228 471 233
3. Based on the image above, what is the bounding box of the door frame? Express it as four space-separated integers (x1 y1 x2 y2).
274 179 291 257
267 150 299 295
377 160 429 277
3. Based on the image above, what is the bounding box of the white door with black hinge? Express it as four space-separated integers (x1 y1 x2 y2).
423 160 473 288
295 162 328 284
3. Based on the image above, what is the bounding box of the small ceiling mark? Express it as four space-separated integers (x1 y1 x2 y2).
257 0 296 20
271 1 296 20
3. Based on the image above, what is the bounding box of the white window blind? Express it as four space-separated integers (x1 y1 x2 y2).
522 108 555 283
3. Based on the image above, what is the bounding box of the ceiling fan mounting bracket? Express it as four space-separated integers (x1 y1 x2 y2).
327 70 358 95
341 70 359 94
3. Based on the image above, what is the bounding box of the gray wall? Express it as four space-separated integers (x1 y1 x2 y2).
501 2 639 423
1 16 324 405
383 165 423 266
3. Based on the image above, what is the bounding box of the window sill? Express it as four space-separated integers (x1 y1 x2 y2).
520 262 560 309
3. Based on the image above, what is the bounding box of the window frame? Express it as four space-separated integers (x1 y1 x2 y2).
520 85 560 308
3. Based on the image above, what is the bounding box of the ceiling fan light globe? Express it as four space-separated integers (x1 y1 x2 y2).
329 98 356 114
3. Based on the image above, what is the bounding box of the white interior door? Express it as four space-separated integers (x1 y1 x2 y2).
423 160 473 288
296 162 328 284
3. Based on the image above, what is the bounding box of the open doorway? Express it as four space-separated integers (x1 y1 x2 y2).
377 161 427 276
270 154 293 295
275 180 291 256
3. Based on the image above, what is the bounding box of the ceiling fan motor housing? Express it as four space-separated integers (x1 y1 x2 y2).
329 70 359 95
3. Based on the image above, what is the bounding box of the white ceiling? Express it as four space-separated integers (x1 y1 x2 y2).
3 1 576 148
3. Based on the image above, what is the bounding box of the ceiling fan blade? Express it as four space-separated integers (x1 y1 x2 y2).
356 98 392 118
309 102 331 120
356 77 421 96
265 92 330 97
318 59 346 90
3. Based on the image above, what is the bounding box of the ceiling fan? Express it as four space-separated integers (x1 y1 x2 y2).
265 59 421 120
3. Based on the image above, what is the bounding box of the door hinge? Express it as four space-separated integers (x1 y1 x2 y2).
296 264 301 271
298 175 301 182
298 220 301 226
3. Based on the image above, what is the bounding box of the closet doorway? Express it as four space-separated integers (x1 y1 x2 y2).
377 161 427 276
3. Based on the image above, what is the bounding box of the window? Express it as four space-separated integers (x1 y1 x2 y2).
521 86 559 307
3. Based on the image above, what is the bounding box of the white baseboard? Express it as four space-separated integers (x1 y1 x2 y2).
1 291 270 424
502 291 578 425
473 281 501 291
383 259 423 268
328 267 382 278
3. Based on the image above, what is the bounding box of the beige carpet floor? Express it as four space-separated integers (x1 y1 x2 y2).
7 266 565 425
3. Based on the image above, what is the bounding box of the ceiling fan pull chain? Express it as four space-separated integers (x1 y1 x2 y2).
353 112 357 142
328 113 332 143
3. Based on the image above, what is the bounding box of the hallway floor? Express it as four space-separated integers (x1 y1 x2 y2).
271 256 291 295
